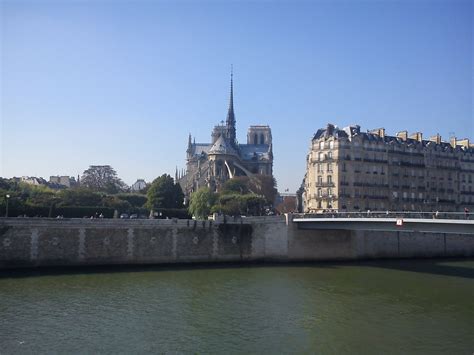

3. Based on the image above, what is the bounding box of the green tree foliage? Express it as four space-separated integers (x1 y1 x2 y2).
221 177 250 195
213 193 265 216
81 165 127 193
115 193 147 208
57 188 102 207
188 187 217 219
248 175 278 205
24 184 56 206
147 174 184 209
101 195 131 211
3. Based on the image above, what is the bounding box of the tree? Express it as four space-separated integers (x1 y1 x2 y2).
57 188 102 207
221 177 250 195
115 193 147 208
146 174 184 209
248 175 278 205
188 187 216 219
81 165 126 193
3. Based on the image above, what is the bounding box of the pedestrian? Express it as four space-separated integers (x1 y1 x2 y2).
465 208 470 220
435 210 439 219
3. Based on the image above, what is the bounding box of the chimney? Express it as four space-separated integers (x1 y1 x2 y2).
429 134 441 145
409 132 423 142
326 123 335 136
450 136 457 148
369 128 385 138
396 131 408 141
458 139 470 148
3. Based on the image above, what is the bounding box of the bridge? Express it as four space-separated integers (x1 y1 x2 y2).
292 216 474 235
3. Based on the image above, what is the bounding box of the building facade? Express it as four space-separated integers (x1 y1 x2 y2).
179 73 273 197
131 179 147 192
49 176 77 188
303 124 474 213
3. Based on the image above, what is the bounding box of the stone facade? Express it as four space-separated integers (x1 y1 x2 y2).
303 124 474 212
1 217 473 269
179 73 273 197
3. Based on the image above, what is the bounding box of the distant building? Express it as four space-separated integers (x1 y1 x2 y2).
20 176 48 186
303 123 474 213
131 179 147 192
178 71 273 197
49 176 77 188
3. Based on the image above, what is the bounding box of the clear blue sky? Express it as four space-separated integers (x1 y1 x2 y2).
1 0 472 192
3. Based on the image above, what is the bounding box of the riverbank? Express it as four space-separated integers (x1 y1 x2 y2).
1 216 473 269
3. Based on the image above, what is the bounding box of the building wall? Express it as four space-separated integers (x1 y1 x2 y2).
1 216 473 269
304 124 474 213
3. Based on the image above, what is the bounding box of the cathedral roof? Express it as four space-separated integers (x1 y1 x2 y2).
208 135 237 155
239 144 271 161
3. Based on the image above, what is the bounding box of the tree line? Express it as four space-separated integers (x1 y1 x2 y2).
0 166 185 218
1 166 278 219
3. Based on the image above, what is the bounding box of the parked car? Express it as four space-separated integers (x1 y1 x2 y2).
129 214 138 219
120 213 129 219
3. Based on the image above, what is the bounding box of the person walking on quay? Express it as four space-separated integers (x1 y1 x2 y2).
465 208 470 220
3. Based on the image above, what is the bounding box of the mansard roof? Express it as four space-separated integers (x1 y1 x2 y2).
312 123 474 153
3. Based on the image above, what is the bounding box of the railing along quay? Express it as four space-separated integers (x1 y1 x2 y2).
294 211 472 220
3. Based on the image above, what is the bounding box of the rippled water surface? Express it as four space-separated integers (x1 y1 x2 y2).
1 259 473 354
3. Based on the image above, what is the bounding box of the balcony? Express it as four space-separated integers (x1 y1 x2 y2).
315 182 335 187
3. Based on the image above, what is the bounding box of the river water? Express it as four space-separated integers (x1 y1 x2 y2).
0 259 473 354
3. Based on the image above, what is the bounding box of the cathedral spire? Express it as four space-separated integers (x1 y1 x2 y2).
226 66 236 144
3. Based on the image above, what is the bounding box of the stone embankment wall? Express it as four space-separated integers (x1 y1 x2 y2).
0 216 473 269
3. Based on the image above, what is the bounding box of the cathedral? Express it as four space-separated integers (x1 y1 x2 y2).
177 72 273 198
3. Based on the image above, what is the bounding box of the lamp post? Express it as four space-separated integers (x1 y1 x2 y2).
5 194 10 218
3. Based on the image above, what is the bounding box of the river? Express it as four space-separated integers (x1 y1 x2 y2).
0 259 473 354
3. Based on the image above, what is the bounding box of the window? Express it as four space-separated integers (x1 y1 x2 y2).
327 163 333 172
329 141 334 149
319 141 325 149
328 188 332 197
393 191 398 198
327 175 332 184
317 176 322 184
328 151 333 159
317 164 322 173
318 152 324 161
317 188 322 197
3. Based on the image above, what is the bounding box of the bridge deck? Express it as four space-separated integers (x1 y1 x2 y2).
292 218 474 234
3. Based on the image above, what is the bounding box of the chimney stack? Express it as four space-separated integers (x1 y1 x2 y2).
458 139 470 148
369 128 385 138
409 132 423 142
450 136 457 148
429 134 442 145
396 131 408 141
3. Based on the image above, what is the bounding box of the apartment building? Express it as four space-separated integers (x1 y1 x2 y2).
303 124 474 212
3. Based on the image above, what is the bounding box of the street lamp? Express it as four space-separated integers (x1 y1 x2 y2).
5 194 10 218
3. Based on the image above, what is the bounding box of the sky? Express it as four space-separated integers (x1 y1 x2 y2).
1 0 472 193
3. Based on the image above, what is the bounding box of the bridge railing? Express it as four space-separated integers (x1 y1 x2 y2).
294 211 471 220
